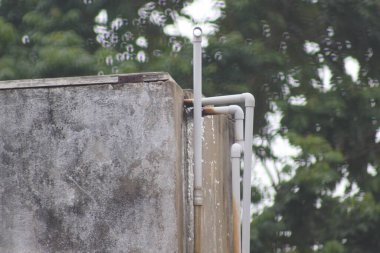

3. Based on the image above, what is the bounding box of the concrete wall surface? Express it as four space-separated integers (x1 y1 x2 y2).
0 73 185 253
0 73 234 253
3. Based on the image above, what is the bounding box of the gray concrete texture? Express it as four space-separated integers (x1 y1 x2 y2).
0 73 234 253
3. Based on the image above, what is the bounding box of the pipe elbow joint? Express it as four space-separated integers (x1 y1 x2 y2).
231 143 243 158
228 105 244 120
243 93 255 107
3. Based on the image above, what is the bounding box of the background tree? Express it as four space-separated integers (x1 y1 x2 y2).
210 1 380 252
0 0 187 79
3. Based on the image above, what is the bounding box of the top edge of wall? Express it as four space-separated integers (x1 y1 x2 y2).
0 72 171 90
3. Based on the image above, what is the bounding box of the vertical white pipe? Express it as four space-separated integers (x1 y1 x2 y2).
193 27 203 253
231 143 242 253
242 105 254 253
235 118 245 148
193 27 203 206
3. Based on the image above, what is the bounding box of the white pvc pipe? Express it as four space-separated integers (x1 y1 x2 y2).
193 27 203 253
231 143 242 253
242 106 254 253
201 93 255 108
200 93 255 253
193 27 203 206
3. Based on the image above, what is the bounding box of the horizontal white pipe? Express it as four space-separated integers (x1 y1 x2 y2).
201 93 255 107
231 143 242 253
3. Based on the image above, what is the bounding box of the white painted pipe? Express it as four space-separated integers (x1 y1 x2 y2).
193 26 203 206
241 105 254 253
201 93 255 108
193 26 203 253
186 93 255 253
231 143 243 253
203 105 244 147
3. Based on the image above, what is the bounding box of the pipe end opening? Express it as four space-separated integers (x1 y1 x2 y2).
193 27 203 38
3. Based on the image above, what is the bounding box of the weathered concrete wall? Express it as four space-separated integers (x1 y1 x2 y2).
0 73 234 253
0 73 185 253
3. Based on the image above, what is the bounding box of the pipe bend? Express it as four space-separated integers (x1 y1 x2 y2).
186 93 255 107
202 105 244 121
227 105 244 120
242 93 255 107
231 143 243 158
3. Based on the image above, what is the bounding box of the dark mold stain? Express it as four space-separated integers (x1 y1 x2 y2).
71 124 85 132
89 222 114 252
112 176 143 205
36 208 75 251
65 196 89 217
46 91 65 140
129 160 142 171
0 152 11 166
118 74 143 83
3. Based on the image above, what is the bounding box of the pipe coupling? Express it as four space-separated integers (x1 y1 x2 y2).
194 187 203 206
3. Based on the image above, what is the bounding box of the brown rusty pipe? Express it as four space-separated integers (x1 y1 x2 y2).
194 206 203 253
201 107 223 116
184 98 194 106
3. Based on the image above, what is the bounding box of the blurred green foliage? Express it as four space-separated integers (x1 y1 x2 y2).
1 0 380 252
